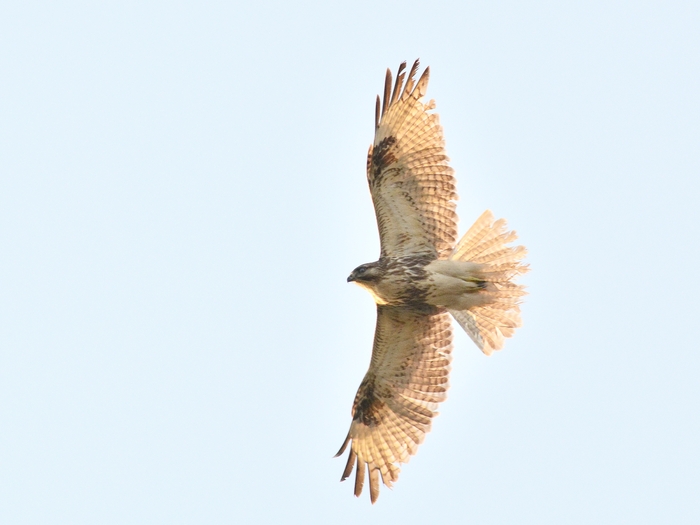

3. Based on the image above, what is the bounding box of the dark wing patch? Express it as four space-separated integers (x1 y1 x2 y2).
352 377 390 427
369 136 397 181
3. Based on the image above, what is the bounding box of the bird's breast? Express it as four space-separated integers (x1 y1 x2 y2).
363 256 434 306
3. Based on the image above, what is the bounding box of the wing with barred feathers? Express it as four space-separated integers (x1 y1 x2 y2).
368 60 458 260
335 305 453 503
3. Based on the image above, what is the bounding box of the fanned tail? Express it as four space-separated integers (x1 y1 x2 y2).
448 210 528 355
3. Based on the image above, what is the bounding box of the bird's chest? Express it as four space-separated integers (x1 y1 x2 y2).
371 257 432 306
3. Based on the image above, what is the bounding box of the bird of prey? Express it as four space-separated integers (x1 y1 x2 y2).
336 60 528 503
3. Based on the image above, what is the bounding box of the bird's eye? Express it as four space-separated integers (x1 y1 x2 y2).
357 267 366 274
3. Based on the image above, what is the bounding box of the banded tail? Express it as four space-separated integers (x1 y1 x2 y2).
448 210 528 355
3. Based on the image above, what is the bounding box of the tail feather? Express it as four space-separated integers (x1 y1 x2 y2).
469 245 528 266
449 210 528 355
452 212 511 260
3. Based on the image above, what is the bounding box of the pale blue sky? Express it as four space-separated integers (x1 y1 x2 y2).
2 1 699 523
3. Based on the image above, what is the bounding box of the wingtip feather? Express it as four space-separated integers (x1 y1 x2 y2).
374 95 380 130
382 68 392 118
369 468 380 504
401 59 420 100
354 458 366 497
389 61 407 107
414 66 430 98
341 448 356 482
334 433 351 458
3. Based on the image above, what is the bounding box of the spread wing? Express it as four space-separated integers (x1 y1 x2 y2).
368 60 458 259
335 305 453 503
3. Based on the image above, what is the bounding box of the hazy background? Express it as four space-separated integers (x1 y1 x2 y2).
2 1 699 523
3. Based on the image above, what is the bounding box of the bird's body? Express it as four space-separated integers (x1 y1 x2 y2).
337 60 528 503
349 257 493 310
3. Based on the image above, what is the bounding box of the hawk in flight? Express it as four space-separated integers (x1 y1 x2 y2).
336 60 528 503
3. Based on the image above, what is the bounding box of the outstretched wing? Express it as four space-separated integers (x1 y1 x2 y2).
335 305 453 503
368 60 458 259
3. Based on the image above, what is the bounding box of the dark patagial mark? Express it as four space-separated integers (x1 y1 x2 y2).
370 136 397 182
366 145 373 177
352 378 386 427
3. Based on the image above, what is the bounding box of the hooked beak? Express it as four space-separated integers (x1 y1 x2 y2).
347 273 355 283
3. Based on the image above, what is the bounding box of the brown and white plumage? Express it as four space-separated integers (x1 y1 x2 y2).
339 60 528 503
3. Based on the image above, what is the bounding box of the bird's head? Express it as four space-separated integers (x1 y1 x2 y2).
347 262 383 284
